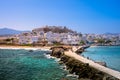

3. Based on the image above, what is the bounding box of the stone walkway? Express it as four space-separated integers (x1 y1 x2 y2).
65 50 120 79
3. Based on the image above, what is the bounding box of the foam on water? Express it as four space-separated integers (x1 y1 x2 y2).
66 74 79 78
0 49 77 80
44 54 55 59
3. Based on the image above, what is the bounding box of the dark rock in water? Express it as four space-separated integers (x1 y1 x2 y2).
75 46 90 54
61 78 69 80
75 47 84 54
95 61 107 67
29 50 33 52
78 78 91 80
46 52 51 54
83 45 90 49
58 61 64 64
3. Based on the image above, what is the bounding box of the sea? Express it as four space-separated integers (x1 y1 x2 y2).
81 46 120 72
0 49 77 80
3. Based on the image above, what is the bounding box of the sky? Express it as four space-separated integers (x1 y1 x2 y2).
0 0 120 34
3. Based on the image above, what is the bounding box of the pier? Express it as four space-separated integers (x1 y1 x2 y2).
64 50 120 79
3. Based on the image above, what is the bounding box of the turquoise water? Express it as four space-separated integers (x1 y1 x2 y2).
81 46 120 72
0 49 77 80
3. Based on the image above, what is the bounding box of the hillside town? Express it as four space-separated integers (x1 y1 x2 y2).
0 26 120 46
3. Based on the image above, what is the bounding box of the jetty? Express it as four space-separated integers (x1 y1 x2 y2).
64 49 120 79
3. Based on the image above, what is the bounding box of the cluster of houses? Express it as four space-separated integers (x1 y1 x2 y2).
18 30 80 45
0 27 120 46
82 33 120 45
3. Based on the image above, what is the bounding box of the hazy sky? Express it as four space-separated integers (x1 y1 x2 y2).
0 0 120 33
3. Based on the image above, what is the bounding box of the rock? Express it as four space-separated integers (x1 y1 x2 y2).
60 55 70 63
50 46 118 80
75 47 84 54
50 46 72 58
58 61 64 64
50 46 72 51
61 78 69 80
79 78 91 80
46 52 51 54
50 48 64 58
29 50 33 52
104 76 119 80
60 55 105 79
95 61 107 67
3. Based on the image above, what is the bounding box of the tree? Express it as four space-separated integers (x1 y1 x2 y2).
96 38 105 45
78 33 82 37
5 38 11 42
79 40 85 45
43 27 51 33
105 40 112 44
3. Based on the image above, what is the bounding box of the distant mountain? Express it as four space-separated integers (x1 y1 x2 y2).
104 33 120 35
0 28 28 35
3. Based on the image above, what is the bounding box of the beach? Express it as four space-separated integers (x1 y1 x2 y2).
0 45 50 51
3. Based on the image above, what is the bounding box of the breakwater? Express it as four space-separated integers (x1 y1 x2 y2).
50 46 120 80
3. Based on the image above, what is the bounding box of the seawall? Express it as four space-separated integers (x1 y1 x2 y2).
64 50 120 79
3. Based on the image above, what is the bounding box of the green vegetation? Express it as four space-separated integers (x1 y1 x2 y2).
52 41 63 46
5 38 11 42
21 44 33 46
97 39 105 44
105 40 112 44
79 40 86 45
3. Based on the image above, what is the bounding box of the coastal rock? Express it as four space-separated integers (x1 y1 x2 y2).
78 78 91 80
46 52 51 54
95 61 107 67
60 55 105 79
50 47 64 58
103 75 119 80
61 78 69 80
29 50 33 52
75 47 84 54
50 46 72 58
50 46 72 51
75 46 90 54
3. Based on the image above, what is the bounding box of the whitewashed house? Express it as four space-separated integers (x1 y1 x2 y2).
18 32 32 44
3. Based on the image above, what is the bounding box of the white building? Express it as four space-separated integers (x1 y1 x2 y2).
19 32 32 44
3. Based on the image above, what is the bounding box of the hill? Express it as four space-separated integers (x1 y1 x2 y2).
32 26 76 33
0 28 27 35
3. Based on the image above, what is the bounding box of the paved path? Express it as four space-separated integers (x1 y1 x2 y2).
65 50 120 79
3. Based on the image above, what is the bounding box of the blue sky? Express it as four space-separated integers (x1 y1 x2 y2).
0 0 120 33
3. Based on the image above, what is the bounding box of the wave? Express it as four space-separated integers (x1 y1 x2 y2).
66 73 79 78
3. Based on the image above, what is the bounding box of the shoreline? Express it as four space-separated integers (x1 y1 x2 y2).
0 45 51 51
90 45 120 47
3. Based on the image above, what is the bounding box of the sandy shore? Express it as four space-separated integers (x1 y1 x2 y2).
64 50 120 79
0 46 51 51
